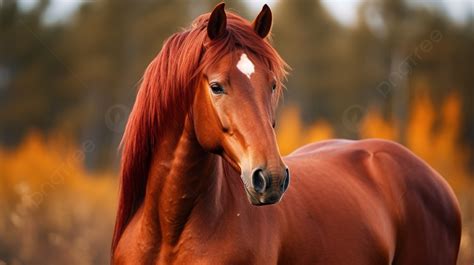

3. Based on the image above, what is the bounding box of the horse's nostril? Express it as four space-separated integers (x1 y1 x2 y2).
252 169 267 194
280 168 290 192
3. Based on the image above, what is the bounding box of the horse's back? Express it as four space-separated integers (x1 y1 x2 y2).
281 139 461 264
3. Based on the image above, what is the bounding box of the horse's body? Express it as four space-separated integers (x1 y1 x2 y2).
112 4 461 265
114 137 460 265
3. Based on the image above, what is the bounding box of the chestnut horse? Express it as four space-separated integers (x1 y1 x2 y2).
112 4 461 265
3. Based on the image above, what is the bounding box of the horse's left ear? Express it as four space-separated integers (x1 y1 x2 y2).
252 4 272 38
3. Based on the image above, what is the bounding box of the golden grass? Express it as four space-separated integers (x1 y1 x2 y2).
0 132 117 265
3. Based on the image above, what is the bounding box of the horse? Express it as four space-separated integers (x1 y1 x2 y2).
111 3 461 265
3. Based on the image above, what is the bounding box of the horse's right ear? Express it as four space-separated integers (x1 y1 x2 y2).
207 3 227 40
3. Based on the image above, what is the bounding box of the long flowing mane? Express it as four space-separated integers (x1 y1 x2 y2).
111 11 288 252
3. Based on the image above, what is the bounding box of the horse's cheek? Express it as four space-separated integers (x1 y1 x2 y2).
193 101 222 153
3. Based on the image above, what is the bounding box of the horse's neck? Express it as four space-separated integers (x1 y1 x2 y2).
140 116 225 246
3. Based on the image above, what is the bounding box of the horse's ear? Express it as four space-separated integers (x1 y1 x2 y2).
252 4 272 38
208 3 227 40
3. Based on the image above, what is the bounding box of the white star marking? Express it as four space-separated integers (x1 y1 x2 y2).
236 53 255 79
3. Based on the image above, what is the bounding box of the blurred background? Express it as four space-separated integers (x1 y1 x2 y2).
0 0 473 264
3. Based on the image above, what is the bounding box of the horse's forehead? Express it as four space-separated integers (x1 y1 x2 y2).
206 51 269 89
231 51 269 82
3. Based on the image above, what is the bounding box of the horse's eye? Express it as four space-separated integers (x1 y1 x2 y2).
210 82 225 94
271 84 277 92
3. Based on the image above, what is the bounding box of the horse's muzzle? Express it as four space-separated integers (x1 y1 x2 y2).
243 167 290 205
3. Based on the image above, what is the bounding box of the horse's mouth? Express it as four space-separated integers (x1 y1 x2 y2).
242 185 283 206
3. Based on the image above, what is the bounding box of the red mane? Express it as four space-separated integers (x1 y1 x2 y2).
111 11 288 252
